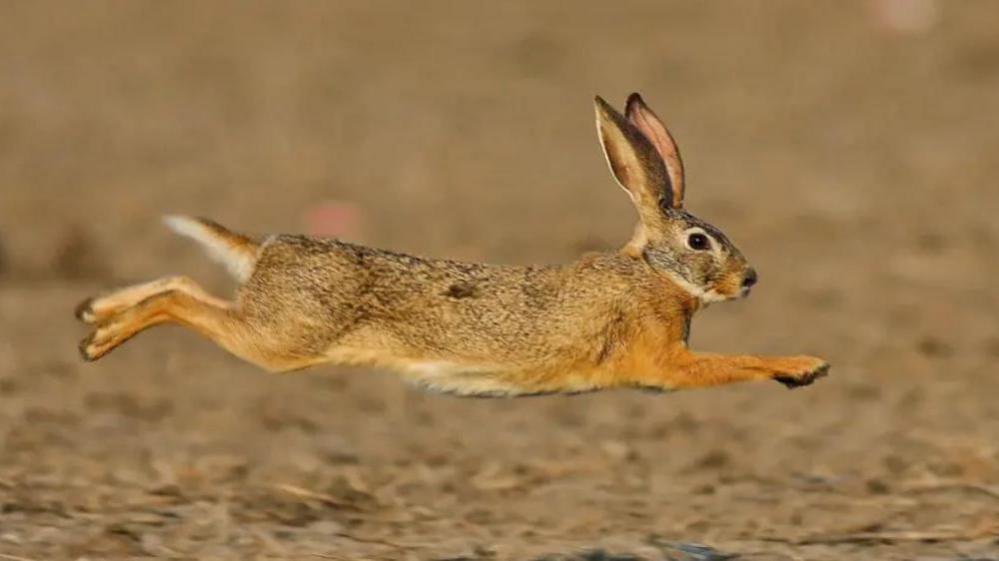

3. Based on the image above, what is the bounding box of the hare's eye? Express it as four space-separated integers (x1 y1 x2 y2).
687 233 710 251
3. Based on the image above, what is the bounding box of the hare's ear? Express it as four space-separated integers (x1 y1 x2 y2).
625 93 685 209
594 96 672 226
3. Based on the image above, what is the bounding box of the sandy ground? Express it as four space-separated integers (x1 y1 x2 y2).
1 2 998 560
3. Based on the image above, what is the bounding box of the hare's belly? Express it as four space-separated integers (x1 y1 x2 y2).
321 345 521 395
321 345 603 397
400 361 528 397
400 360 603 397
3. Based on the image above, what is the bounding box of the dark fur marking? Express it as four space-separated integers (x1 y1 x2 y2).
596 338 614 365
596 310 626 364
632 384 677 394
445 282 478 299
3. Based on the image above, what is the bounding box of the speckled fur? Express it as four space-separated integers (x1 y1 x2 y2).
75 94 829 397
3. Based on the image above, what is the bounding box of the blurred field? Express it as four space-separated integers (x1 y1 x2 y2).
2 2 999 559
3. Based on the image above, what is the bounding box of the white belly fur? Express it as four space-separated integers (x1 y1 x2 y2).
400 360 528 397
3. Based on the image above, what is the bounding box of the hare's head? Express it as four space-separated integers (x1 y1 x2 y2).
595 93 756 304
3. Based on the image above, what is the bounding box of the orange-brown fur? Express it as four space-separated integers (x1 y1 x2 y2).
76 93 829 397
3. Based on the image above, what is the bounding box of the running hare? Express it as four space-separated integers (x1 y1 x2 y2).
76 94 829 396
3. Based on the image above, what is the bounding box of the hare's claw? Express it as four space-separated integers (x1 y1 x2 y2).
79 318 131 362
75 294 123 325
79 328 114 362
774 362 830 389
78 332 99 361
75 297 97 324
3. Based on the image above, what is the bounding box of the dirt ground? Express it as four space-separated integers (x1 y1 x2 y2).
2 2 998 560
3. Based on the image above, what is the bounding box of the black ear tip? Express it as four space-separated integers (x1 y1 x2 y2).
594 96 619 117
626 92 645 108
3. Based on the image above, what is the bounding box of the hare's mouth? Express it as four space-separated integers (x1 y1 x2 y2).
705 286 749 304
700 289 730 304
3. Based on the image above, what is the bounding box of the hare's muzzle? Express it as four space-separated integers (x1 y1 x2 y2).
738 268 758 298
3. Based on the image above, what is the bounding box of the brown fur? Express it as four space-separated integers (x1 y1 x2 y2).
76 94 829 397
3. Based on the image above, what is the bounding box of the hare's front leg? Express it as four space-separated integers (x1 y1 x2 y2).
656 351 829 390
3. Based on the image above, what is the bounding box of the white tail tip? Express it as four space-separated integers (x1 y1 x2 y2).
163 215 258 282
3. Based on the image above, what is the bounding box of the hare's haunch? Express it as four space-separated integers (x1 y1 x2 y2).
76 94 829 397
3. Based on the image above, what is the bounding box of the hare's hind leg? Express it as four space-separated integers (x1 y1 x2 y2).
75 276 227 325
78 285 235 362
78 284 322 372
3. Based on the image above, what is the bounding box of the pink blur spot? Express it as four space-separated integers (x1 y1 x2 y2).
304 201 364 238
871 0 940 35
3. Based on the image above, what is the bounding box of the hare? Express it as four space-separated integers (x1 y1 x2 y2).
76 93 829 397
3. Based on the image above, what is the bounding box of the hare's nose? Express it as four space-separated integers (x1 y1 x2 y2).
742 268 758 288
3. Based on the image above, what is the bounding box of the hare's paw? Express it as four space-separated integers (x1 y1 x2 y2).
79 328 113 362
772 357 830 389
78 332 100 361
75 297 98 324
75 294 125 325
78 317 134 361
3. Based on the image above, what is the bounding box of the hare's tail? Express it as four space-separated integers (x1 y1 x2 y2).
163 215 260 282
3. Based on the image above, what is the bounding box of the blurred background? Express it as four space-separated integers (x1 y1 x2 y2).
1 1 998 559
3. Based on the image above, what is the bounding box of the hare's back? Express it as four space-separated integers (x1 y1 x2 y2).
238 235 603 361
